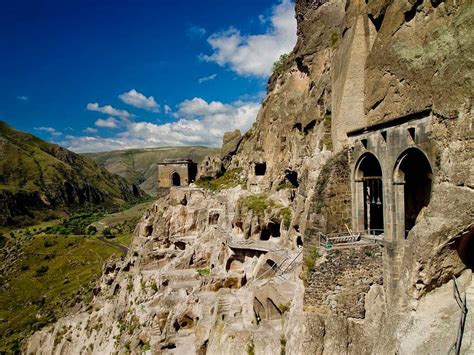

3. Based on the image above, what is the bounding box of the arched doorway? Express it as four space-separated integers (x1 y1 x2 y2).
171 172 181 186
394 148 432 238
354 153 384 234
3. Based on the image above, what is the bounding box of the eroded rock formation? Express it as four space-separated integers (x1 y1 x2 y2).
26 0 473 353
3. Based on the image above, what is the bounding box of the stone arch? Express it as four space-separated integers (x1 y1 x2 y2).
353 152 384 234
393 147 432 239
171 171 181 186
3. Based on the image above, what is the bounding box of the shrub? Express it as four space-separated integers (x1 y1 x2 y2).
330 31 339 48
279 207 292 230
240 194 269 216
35 265 49 277
302 246 320 286
195 168 246 191
272 53 289 76
87 226 97 235
196 268 210 277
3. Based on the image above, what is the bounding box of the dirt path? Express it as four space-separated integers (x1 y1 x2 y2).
97 236 129 256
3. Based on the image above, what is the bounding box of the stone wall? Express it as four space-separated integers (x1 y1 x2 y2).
304 245 383 318
157 161 197 188
305 149 352 237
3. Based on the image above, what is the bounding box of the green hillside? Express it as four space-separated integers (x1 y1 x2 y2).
85 146 216 195
0 121 143 226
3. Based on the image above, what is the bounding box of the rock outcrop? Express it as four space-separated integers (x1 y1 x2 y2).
26 0 474 353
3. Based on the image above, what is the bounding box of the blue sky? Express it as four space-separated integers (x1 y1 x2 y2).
0 0 296 152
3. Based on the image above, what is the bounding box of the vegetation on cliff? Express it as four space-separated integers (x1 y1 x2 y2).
0 121 144 226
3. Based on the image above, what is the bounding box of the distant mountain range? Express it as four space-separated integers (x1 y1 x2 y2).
85 146 216 195
0 121 143 226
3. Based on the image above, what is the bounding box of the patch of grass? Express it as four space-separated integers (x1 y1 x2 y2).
280 207 292 230
195 168 246 191
276 182 295 191
301 246 320 286
330 31 339 48
0 233 119 353
196 268 210 277
240 194 292 229
240 194 269 216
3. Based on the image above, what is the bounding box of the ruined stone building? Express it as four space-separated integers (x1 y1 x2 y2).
156 159 197 188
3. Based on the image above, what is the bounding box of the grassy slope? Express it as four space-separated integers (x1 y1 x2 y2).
0 120 143 224
86 146 216 195
0 202 146 352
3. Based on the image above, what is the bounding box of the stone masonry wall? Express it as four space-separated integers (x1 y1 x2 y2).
304 245 383 318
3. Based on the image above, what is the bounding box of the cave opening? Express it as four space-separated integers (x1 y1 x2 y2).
285 169 299 187
255 162 267 176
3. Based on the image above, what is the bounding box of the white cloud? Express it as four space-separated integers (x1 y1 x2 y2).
201 0 296 77
95 117 119 128
118 89 159 112
164 104 172 115
83 127 98 134
86 102 134 119
34 126 62 136
17 95 29 101
198 74 217 83
63 97 259 152
176 97 230 117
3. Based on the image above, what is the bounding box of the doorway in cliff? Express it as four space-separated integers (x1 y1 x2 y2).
394 148 432 238
255 162 266 176
354 153 384 234
171 172 181 186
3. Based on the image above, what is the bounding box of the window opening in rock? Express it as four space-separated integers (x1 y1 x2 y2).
303 120 316 134
260 228 271 240
296 236 303 247
285 169 299 187
255 162 267 176
268 222 281 238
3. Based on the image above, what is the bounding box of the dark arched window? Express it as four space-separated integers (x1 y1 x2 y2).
354 153 384 234
171 172 181 186
394 148 432 238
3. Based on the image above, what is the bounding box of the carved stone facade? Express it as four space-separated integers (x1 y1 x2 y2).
157 160 197 188
348 110 436 295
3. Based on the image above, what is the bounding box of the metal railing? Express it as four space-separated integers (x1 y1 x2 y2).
318 229 384 250
449 276 468 355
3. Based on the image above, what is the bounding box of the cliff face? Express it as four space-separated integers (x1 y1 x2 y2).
0 121 143 225
26 0 474 353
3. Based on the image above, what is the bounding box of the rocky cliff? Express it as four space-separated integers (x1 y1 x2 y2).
26 0 473 353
